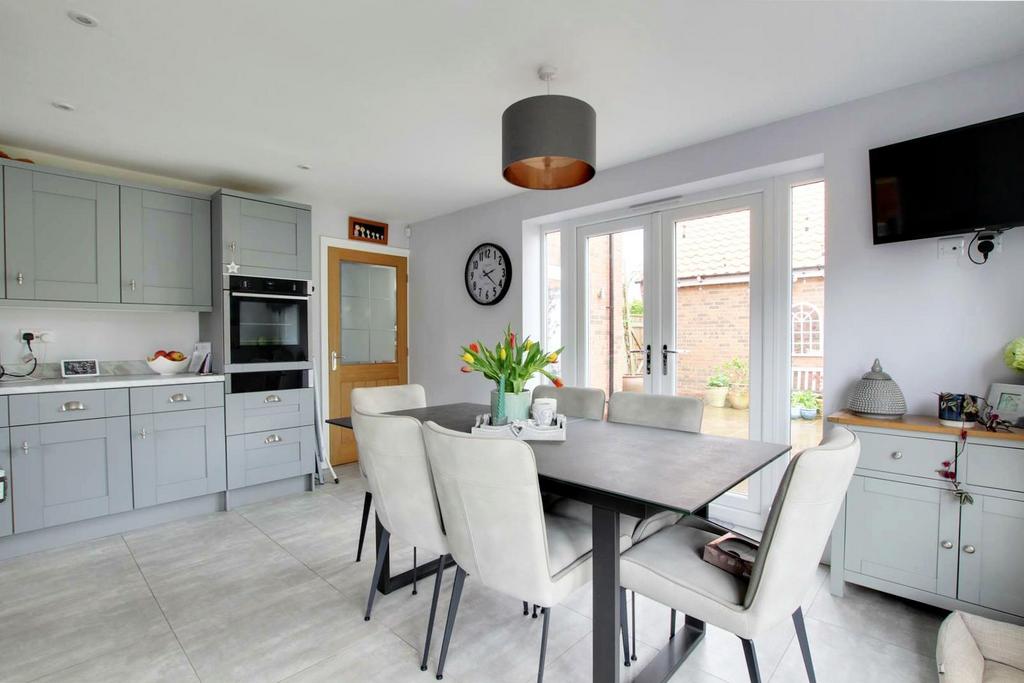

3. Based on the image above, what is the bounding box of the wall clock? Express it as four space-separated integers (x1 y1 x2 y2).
465 242 512 305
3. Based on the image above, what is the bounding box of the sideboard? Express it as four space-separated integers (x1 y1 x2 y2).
829 411 1024 624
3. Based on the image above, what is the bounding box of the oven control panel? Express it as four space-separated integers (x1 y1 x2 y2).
229 276 310 296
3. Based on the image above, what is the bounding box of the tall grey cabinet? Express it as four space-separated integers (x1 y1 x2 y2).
3 167 120 303
120 188 212 306
215 192 312 280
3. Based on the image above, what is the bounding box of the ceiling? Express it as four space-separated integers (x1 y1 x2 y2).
2 2 1023 225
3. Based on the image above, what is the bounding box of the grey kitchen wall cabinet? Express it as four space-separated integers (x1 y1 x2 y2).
957 494 1024 616
3 167 120 303
10 417 132 533
216 192 312 280
120 187 212 306
130 407 226 508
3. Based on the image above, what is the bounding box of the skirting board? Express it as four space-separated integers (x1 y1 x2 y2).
0 474 316 562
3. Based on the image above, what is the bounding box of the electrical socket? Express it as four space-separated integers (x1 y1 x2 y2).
937 236 965 260
18 329 55 343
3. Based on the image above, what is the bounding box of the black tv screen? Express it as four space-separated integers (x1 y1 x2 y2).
869 112 1024 244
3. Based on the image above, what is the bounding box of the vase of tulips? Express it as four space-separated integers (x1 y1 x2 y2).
460 325 564 425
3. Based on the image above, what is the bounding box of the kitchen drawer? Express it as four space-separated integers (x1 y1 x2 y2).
0 396 8 427
227 425 315 489
10 389 129 426
965 442 1024 493
225 388 313 436
855 430 954 481
131 382 224 415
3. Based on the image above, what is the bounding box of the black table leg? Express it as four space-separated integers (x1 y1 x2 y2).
592 504 621 683
374 515 454 594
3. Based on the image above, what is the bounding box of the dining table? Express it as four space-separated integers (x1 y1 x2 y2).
327 401 791 683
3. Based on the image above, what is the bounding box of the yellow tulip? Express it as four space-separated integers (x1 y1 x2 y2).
462 353 474 363
524 339 534 349
547 352 559 362
499 347 507 360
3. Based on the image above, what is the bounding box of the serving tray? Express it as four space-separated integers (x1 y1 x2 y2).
471 413 567 441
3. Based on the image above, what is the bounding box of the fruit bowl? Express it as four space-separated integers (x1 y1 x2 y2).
146 355 190 375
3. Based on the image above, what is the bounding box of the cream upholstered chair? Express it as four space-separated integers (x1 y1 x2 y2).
937 611 1024 682
421 421 627 682
619 426 860 682
532 385 606 420
350 404 449 672
349 385 427 564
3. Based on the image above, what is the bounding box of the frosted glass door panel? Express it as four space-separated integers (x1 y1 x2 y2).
340 262 397 364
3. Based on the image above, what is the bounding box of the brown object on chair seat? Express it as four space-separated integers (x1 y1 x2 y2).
703 532 759 578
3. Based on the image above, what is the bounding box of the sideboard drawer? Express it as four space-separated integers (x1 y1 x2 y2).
10 389 129 425
226 425 315 489
225 388 313 436
130 382 223 414
856 431 955 481
965 443 1024 493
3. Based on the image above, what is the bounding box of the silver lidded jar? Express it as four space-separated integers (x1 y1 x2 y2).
847 358 907 420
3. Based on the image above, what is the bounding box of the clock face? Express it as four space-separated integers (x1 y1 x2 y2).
465 242 512 305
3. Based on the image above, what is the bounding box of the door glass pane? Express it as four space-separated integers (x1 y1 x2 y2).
544 231 562 376
790 181 826 451
674 209 751 492
340 262 397 364
586 229 645 398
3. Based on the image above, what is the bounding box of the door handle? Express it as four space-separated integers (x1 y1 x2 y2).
60 400 86 412
940 540 953 549
264 394 282 403
168 393 190 403
661 345 677 376
963 544 976 554
264 434 282 445
330 351 338 371
645 344 651 375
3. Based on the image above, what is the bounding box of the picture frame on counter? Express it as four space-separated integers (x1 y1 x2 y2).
348 216 388 245
987 382 1024 427
60 359 100 378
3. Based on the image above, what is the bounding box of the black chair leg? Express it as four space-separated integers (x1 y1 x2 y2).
420 554 447 671
537 606 551 683
364 527 390 621
523 600 529 616
435 566 467 680
792 607 817 682
630 590 637 661
355 491 372 562
618 588 630 667
412 547 418 595
741 638 762 683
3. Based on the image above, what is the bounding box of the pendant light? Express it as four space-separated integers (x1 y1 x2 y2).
502 66 596 190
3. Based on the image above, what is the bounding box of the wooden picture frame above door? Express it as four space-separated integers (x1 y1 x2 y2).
348 216 389 245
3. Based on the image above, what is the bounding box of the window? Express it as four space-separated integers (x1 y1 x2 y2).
791 303 821 356
543 231 562 376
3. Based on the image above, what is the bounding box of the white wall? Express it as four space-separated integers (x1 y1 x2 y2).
409 54 1024 414
0 145 409 374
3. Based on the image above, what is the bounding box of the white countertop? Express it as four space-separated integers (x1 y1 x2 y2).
0 373 225 396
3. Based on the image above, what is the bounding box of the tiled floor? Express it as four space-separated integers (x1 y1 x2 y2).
0 464 945 682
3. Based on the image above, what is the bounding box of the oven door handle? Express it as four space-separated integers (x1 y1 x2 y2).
230 292 309 301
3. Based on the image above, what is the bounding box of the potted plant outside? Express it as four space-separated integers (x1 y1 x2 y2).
792 389 819 420
724 357 749 410
459 325 563 425
704 368 731 408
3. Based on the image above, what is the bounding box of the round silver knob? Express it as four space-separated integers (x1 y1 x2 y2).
139 428 148 439
891 451 903 460
16 272 24 286
21 441 29 453
940 540 953 549
129 279 137 292
963 545 976 554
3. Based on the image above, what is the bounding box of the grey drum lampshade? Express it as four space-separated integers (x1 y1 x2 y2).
501 94 596 190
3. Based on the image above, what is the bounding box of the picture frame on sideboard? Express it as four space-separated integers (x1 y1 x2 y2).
986 383 1024 427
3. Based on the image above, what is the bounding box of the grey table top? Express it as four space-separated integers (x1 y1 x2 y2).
327 401 791 515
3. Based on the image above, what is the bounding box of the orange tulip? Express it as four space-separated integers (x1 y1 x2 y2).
460 366 473 373
469 342 479 353
509 332 516 346
553 377 565 388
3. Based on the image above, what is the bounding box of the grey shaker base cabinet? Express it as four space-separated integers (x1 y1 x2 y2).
227 425 316 490
131 408 226 509
830 418 1024 623
11 417 133 533
0 428 11 538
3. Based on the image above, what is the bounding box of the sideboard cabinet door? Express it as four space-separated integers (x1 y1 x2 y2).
958 494 1024 616
0 428 10 537
844 475 959 597
220 195 311 279
121 188 211 306
3 167 120 302
131 407 226 508
10 418 132 532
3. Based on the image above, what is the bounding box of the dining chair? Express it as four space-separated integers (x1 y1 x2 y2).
350 405 450 672
532 385 606 420
349 384 427 564
421 421 630 682
619 426 860 683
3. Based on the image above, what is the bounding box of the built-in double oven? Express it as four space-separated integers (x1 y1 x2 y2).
225 275 311 392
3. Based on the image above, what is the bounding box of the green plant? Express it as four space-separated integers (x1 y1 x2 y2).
791 390 818 409
724 357 748 387
459 325 563 393
706 369 730 388
1005 337 1024 372
628 299 644 316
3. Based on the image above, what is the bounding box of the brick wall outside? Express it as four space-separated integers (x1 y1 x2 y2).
586 234 634 397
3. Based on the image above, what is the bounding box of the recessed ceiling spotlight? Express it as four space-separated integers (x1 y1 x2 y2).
297 163 312 170
52 101 76 112
67 10 99 27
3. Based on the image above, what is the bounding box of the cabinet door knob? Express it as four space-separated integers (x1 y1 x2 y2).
963 544 976 554
264 434 282 445
229 241 237 253
891 451 903 460
16 272 24 286
60 400 86 412
21 441 29 453
940 540 953 549
129 279 137 292
168 393 190 403
264 394 282 404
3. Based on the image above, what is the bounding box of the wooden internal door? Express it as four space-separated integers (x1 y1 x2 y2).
327 247 407 465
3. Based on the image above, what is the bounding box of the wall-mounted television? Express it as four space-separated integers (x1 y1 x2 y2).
869 112 1024 244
